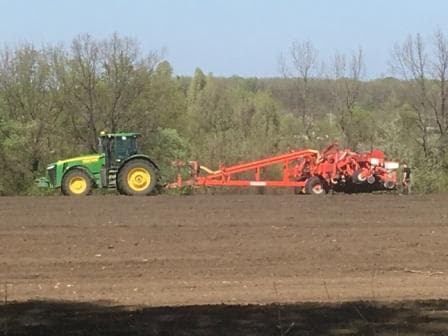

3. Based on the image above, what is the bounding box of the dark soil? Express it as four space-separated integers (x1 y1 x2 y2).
1 194 448 334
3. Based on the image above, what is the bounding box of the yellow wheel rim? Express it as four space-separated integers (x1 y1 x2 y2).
127 167 151 192
69 176 87 194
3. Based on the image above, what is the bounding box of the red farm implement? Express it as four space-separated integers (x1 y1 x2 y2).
168 144 400 194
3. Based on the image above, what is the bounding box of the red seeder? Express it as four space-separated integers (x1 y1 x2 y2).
168 144 400 194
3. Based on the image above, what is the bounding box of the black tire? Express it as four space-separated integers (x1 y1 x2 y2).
61 169 93 196
305 176 326 195
294 187 303 195
117 159 157 196
367 175 376 184
352 170 367 184
117 182 126 195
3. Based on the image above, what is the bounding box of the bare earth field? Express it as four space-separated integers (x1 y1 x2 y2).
1 193 448 335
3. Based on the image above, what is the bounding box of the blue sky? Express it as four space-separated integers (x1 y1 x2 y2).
0 0 447 78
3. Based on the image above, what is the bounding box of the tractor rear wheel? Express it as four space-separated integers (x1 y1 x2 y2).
305 176 326 195
61 169 93 196
117 159 157 196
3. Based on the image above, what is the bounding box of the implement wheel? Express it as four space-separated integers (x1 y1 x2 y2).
117 159 157 196
305 176 326 195
61 169 93 196
352 170 367 184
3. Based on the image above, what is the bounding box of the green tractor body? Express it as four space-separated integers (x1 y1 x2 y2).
37 132 158 196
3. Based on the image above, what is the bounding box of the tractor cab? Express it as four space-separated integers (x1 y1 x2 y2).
98 132 140 168
97 131 158 194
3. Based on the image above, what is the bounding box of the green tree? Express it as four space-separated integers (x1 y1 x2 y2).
0 44 63 174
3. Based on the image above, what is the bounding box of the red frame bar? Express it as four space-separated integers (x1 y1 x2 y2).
189 149 319 188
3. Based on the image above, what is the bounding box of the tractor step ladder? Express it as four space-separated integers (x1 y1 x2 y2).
108 168 118 188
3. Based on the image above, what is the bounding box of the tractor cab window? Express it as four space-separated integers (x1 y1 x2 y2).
113 136 138 161
99 135 138 167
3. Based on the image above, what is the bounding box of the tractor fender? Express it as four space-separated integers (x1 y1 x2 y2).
118 154 159 171
62 165 96 185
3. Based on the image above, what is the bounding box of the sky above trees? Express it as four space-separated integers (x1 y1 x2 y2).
0 0 447 78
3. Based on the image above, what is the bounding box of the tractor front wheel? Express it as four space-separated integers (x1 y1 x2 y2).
117 159 157 196
61 169 93 196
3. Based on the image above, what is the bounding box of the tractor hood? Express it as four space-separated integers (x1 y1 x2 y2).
41 154 105 189
45 154 104 171
53 154 103 166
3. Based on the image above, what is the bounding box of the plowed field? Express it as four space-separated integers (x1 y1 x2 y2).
1 194 448 335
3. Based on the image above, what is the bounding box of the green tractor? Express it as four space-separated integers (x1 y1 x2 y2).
37 132 159 196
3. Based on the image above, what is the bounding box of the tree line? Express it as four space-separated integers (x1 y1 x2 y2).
0 32 447 195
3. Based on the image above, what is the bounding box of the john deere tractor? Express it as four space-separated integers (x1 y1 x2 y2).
37 132 158 196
